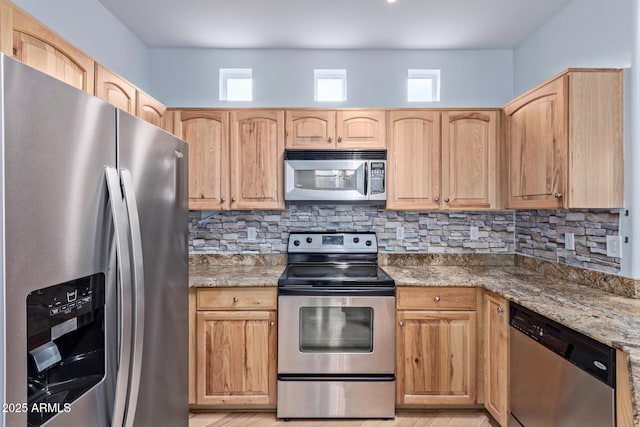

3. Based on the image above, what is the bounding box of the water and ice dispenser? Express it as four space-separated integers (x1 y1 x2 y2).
26 274 106 426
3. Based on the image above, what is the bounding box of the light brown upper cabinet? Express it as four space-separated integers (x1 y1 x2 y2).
285 110 385 149
95 63 136 114
503 69 622 209
442 111 500 210
387 110 441 210
6 2 95 94
230 110 285 210
173 110 229 210
136 90 167 129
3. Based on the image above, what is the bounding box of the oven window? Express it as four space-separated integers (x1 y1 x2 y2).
294 169 358 191
299 307 373 353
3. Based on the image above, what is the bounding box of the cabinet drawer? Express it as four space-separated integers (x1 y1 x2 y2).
197 287 277 310
397 287 476 310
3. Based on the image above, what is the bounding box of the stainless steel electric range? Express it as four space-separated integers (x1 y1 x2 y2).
277 231 395 419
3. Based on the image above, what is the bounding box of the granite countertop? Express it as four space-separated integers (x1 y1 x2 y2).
189 264 284 287
189 262 640 424
385 264 640 425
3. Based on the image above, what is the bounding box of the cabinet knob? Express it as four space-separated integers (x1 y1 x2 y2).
270 321 275 328
328 137 333 143
337 137 343 143
434 296 441 303
399 321 404 327
434 197 440 202
444 198 450 203
554 193 562 199
221 197 225 203
497 306 504 314
233 297 239 303
231 197 236 202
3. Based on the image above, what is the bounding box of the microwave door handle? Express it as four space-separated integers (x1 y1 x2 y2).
364 162 368 196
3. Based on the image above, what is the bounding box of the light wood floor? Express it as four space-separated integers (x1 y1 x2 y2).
189 411 497 427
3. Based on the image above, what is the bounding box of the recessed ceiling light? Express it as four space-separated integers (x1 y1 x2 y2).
387 0 397 3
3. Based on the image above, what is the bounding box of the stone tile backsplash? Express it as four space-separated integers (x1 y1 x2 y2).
515 209 621 273
189 206 516 254
188 206 622 274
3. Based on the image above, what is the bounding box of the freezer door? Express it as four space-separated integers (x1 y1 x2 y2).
0 56 118 427
117 111 189 427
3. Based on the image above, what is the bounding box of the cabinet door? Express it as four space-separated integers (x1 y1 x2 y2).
387 111 441 210
174 110 229 210
196 311 276 406
484 293 509 426
504 77 566 208
397 310 477 405
285 110 336 149
336 110 386 149
95 64 136 114
442 111 499 210
11 6 94 94
230 110 285 210
136 90 167 129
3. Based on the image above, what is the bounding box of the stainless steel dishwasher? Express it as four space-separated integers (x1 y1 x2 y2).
509 303 616 427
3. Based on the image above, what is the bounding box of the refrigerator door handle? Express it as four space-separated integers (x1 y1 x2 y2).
105 166 134 427
120 169 145 427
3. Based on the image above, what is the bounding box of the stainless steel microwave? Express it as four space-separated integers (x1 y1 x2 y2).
284 150 386 204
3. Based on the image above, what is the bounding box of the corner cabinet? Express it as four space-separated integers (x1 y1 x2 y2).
285 109 385 149
504 69 622 209
396 287 477 405
193 288 277 407
483 292 509 426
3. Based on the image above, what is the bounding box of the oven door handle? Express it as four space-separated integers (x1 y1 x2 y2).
278 288 395 297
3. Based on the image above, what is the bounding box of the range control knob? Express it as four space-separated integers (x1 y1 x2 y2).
306 237 313 244
366 240 372 247
353 237 360 243
293 240 300 246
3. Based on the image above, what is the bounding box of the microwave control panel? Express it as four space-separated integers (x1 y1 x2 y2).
370 162 385 195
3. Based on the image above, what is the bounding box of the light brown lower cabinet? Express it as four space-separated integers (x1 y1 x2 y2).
396 287 477 405
192 288 277 407
483 292 509 426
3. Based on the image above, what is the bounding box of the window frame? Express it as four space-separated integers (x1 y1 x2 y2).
407 69 441 103
219 68 253 102
314 69 347 102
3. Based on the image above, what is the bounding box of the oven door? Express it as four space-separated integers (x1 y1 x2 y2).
278 295 395 374
284 159 367 201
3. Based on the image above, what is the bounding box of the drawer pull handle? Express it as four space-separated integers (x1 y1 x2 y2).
233 297 239 303
434 296 441 303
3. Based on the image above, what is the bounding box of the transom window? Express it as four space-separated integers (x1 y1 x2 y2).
314 69 347 102
219 68 253 102
407 69 441 102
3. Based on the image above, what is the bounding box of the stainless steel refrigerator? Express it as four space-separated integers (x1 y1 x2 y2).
0 55 188 426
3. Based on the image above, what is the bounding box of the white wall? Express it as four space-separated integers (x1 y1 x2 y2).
149 48 513 108
514 0 634 94
11 0 151 92
514 0 638 278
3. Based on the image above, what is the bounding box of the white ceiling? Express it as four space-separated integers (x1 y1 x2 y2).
97 0 574 50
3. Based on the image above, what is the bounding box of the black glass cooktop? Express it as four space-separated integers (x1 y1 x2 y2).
278 264 395 287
